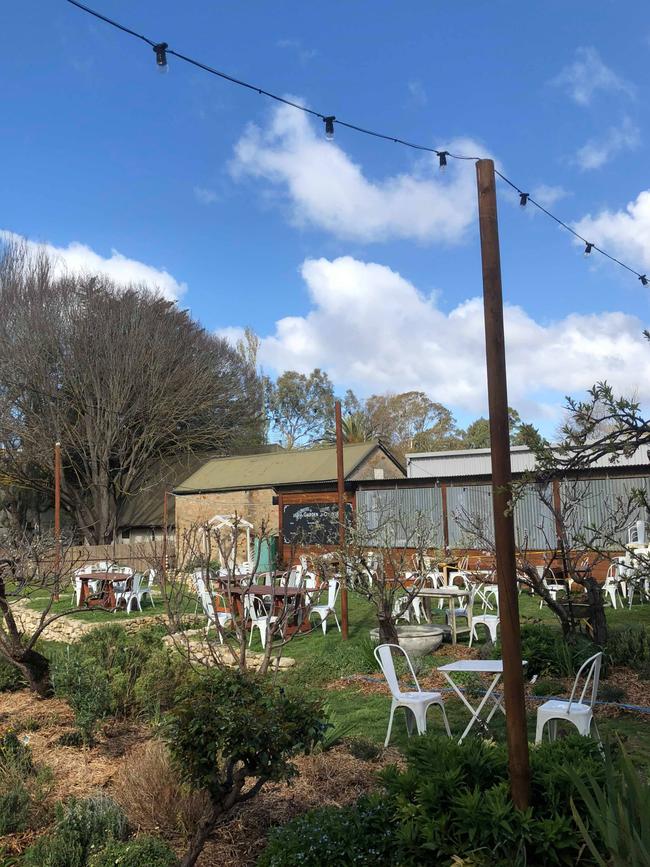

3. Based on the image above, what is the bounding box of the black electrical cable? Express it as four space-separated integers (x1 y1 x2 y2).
63 0 649 285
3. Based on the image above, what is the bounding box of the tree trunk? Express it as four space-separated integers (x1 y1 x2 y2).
378 614 399 645
584 577 608 646
14 648 53 698
179 805 219 867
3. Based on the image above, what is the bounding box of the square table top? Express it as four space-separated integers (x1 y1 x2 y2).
437 659 527 673
418 587 468 597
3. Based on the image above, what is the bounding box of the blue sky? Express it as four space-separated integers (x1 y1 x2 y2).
3 1 650 435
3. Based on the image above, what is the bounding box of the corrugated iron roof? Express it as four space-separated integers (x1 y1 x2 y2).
175 441 394 493
406 444 650 479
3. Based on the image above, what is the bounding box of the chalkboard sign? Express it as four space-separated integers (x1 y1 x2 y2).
283 502 353 545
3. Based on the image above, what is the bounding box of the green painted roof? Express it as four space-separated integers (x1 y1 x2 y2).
175 442 393 493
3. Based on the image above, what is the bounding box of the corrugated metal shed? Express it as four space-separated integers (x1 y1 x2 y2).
407 445 650 479
175 441 402 494
357 487 444 547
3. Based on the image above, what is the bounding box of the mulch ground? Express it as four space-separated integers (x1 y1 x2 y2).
0 689 393 866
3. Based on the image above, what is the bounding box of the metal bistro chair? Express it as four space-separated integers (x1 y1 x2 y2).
535 652 603 744
309 578 340 635
374 643 451 747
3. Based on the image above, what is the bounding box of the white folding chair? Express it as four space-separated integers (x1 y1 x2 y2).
469 587 499 646
535 652 603 743
374 644 451 747
309 579 340 635
603 564 623 609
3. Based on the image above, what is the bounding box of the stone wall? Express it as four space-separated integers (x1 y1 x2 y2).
349 449 404 481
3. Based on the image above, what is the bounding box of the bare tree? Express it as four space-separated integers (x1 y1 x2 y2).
314 500 441 644
154 517 305 676
0 531 88 696
0 242 264 542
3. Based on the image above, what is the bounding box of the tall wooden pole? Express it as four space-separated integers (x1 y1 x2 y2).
54 441 62 599
162 489 169 574
335 400 349 640
476 159 530 809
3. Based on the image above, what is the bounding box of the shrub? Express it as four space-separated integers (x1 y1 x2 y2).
165 668 326 867
0 655 24 692
51 648 112 744
88 835 177 867
258 796 396 867
606 626 650 671
345 736 382 762
0 781 30 835
133 646 192 721
111 739 210 837
22 794 128 867
570 743 650 867
77 625 165 718
505 623 595 678
598 683 626 703
0 730 34 777
260 735 607 866
531 678 565 697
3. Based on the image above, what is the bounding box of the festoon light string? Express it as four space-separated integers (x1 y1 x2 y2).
64 0 648 287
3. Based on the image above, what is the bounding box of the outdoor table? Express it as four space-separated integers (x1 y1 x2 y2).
226 585 309 636
417 586 468 643
437 659 528 743
79 572 131 609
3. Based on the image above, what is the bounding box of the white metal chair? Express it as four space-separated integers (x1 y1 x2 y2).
201 591 232 643
110 565 135 609
537 566 565 608
244 595 278 649
469 587 500 646
120 572 143 613
535 652 603 743
374 644 451 746
309 579 340 635
140 568 156 607
603 564 623 609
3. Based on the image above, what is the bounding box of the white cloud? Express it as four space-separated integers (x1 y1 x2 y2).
531 184 569 208
1 230 187 300
575 117 640 170
193 185 219 205
574 189 650 272
237 255 650 422
276 39 318 63
230 102 488 244
552 47 634 105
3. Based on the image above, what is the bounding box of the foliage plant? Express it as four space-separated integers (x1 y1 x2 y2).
21 794 128 867
570 742 650 867
164 667 326 867
51 648 112 745
258 796 397 867
87 835 178 867
259 735 607 867
0 654 25 692
0 731 35 835
498 623 595 678
606 625 650 671
76 624 164 717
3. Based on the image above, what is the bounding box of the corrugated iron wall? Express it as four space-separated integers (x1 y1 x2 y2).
356 487 444 547
357 476 649 550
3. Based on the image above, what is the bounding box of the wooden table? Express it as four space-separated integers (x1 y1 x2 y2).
418 586 468 643
79 572 131 610
226 585 310 636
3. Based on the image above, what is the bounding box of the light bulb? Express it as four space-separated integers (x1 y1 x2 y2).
153 42 168 74
324 116 335 140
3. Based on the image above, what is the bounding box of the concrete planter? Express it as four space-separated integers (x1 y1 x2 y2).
370 624 445 657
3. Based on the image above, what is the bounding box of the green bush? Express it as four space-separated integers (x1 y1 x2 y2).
606 626 650 671
345 736 382 762
0 655 24 692
0 781 30 835
259 735 607 867
258 796 396 867
77 625 165 718
133 646 192 721
571 742 650 867
0 730 34 777
504 623 595 678
88 834 177 867
22 794 128 867
531 678 565 697
51 648 112 745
